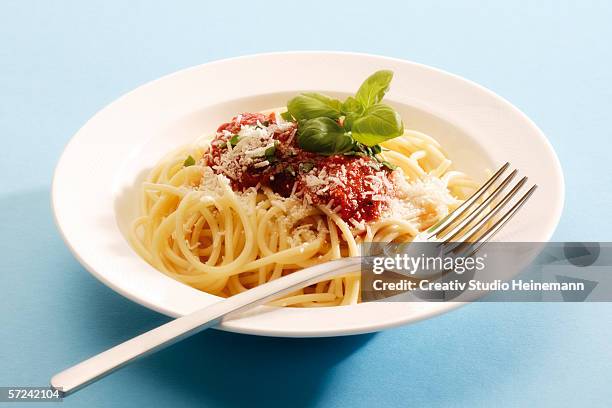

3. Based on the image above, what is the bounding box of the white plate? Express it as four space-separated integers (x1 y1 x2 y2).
52 52 564 337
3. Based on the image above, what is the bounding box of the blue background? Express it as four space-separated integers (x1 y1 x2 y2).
1 1 611 407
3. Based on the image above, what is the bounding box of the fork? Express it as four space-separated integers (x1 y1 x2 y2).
50 162 536 395
417 162 537 255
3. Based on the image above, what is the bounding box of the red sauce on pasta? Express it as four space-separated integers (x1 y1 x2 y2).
206 113 397 223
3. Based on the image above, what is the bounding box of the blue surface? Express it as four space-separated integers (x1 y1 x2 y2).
1 1 611 407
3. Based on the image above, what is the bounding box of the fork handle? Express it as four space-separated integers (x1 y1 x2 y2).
51 257 361 395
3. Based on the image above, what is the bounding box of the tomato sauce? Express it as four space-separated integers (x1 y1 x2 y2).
206 113 396 223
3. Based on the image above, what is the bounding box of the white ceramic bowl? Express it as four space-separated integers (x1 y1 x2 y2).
52 52 564 337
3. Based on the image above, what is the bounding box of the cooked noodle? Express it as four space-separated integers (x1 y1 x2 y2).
129 116 478 307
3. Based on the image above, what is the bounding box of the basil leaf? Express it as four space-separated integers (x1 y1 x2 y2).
265 145 276 157
355 70 393 107
183 155 195 167
351 103 404 146
280 111 293 121
229 134 240 146
341 97 364 130
343 113 357 131
297 117 354 155
299 162 314 173
341 96 364 115
287 93 342 121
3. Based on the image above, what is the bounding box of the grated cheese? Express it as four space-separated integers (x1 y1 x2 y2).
200 115 460 238
210 123 277 181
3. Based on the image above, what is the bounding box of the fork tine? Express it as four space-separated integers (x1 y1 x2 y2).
437 169 518 242
454 177 531 246
427 162 510 238
458 184 537 257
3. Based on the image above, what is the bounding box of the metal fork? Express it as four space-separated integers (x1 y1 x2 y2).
417 162 536 254
51 162 536 396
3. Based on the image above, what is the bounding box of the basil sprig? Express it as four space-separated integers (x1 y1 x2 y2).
285 70 404 156
297 117 354 154
355 69 393 107
351 104 403 146
287 93 342 121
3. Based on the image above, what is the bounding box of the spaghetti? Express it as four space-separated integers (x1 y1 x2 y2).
129 111 478 307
